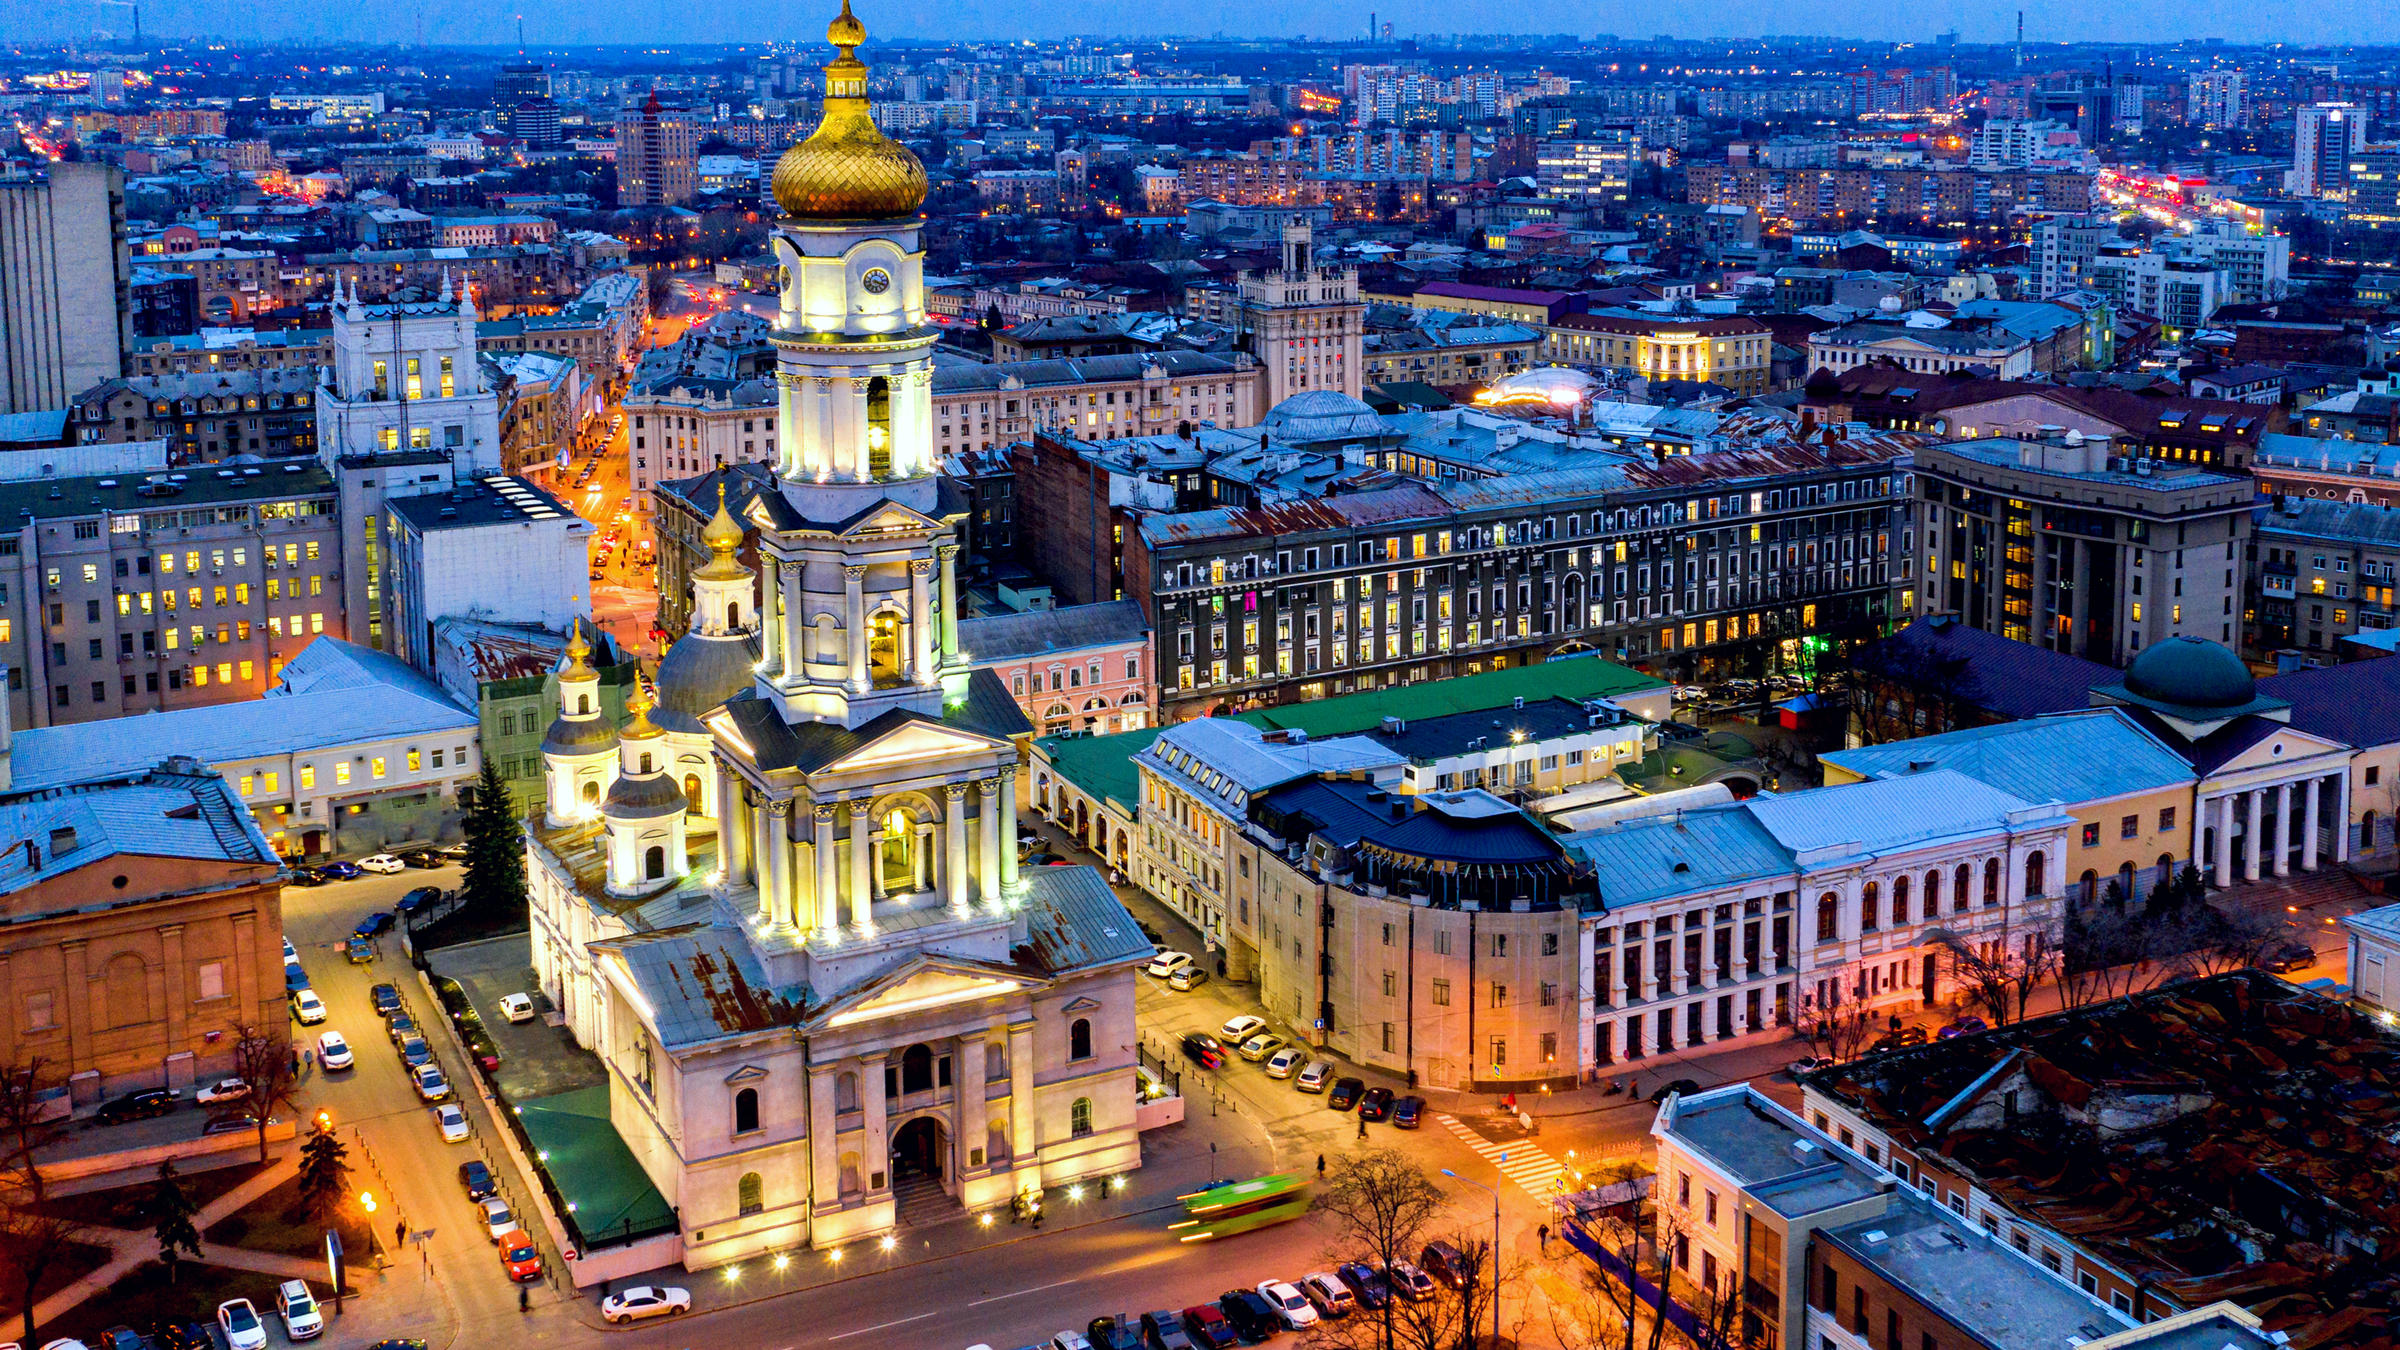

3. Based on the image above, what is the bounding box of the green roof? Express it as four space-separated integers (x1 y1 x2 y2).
513 1083 677 1245
1234 658 1664 739
1036 725 1164 814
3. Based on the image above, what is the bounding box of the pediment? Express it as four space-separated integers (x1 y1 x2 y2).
1062 996 1102 1013
812 956 1041 1032
723 1063 771 1085
843 502 942 539
818 719 1011 775
2213 725 2349 777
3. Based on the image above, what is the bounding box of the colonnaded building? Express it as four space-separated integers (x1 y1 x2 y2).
525 2 1148 1270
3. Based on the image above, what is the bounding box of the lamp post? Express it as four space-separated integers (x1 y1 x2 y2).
1442 1166 1503 1349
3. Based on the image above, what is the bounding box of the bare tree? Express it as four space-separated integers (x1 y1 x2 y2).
1550 1157 1649 1350
1845 638 1973 746
1313 1149 1447 1350
1791 989 1878 1064
1927 928 2053 1026
0 1057 67 1204
2058 895 2181 1011
226 1024 300 1165
0 1181 91 1342
2177 904 2291 979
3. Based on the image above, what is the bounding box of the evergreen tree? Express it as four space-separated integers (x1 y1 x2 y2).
461 754 528 917
295 1125 350 1231
148 1160 202 1284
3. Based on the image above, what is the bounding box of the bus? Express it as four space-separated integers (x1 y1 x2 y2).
1168 1174 1310 1242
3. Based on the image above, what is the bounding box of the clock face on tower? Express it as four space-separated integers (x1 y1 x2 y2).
861 267 892 295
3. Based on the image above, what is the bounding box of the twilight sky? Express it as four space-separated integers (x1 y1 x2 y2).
16 0 2393 50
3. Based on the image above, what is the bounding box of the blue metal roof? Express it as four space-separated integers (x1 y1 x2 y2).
1568 804 1794 910
1746 769 2058 861
1820 710 2194 805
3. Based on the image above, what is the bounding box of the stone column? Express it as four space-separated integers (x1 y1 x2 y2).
2305 775 2325 871
859 1053 888 1193
1008 1021 1037 1183
908 560 934 684
913 824 932 893
938 545 961 659
759 560 783 676
808 1063 842 1215
2245 789 2264 884
844 565 869 693
760 801 788 927
813 804 839 937
158 923 188 1080
720 769 751 888
999 778 1020 896
2338 771 2355 863
849 801 874 930
957 1032 988 1175
978 778 1003 909
2214 795 2235 888
944 783 970 913
2274 782 2294 878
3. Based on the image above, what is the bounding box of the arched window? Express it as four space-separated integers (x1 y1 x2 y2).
1954 863 1972 913
582 779 600 803
1891 875 1910 926
683 774 704 813
644 845 666 879
900 1043 934 1095
737 1171 763 1215
865 376 893 477
638 752 653 774
2157 853 2175 893
835 1072 859 1113
2118 861 2136 899
1860 882 1879 932
1069 1097 1093 1139
2025 850 2046 897
578 694 591 714
728 600 741 629
1069 1018 1092 1061
2366 809 2382 851
1924 869 1942 913
733 1087 759 1134
1983 858 2001 908
2080 869 2099 906
1815 892 1838 943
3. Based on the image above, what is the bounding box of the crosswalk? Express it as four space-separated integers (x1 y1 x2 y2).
1435 1114 1565 1201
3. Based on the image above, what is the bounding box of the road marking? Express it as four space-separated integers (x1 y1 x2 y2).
1436 1113 1565 1201
967 1276 1082 1306
828 1311 937 1340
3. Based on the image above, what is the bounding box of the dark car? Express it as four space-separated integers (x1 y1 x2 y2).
356 912 396 938
1025 852 1065 867
1215 1290 1280 1344
1390 1094 1424 1129
1336 1262 1391 1311
95 1088 178 1125
1327 1076 1365 1110
151 1322 213 1350
370 983 403 1017
1651 1077 1703 1102
399 850 447 869
1180 1032 1225 1070
398 1035 433 1068
284 962 310 992
345 936 376 965
1085 1315 1143 1350
397 886 443 915
363 1342 429 1350
459 1159 496 1201
316 860 363 880
1356 1086 1395 1121
1870 1026 1930 1053
1178 1304 1238 1349
285 866 328 887
1937 1016 1989 1039
388 1012 419 1043
2263 940 2318 974
1422 1239 1475 1290
1138 1309 1194 1350
98 1325 149 1350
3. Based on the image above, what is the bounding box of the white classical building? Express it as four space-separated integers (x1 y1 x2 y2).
525 6 1147 1273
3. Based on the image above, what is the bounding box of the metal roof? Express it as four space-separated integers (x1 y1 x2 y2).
600 924 806 1050
1820 709 2194 806
0 764 278 901
958 600 1150 663
1746 769 2060 860
1568 803 1795 909
1016 865 1154 976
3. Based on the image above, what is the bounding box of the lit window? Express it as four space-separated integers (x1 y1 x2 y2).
334 762 351 785
371 757 386 780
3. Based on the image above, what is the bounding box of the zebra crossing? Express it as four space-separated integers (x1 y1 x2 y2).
1435 1114 1565 1201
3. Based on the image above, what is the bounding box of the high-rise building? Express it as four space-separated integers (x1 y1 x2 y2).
509 100 562 146
0 162 132 416
2189 70 2246 130
1237 221 1363 405
2292 102 2369 198
2348 144 2400 232
615 91 698 207
496 60 551 103
1534 132 1638 205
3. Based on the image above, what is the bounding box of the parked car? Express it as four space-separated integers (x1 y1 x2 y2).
289 988 327 1024
434 1103 469 1143
282 937 297 964
370 984 403 1017
1145 951 1193 979
1651 1077 1702 1101
1135 1309 1193 1350
498 1231 543 1281
1788 1055 1832 1077
399 851 446 870
216 1300 267 1350
1936 1017 1989 1040
284 962 309 993
1870 1027 1929 1053
315 1031 353 1072
396 887 442 917
1179 1032 1225 1069
1084 1316 1142 1350
1177 1304 1237 1349
95 1088 177 1125
1357 1086 1395 1121
345 937 376 965
358 854 406 874
458 1159 496 1201
276 1280 324 1340
201 1113 276 1137
95 1326 147 1350
599 1287 689 1324
149 1322 211 1350
355 912 396 937
1421 1240 1474 1290
1298 1272 1356 1319
1262 1048 1304 1079
1337 1262 1391 1311
397 1035 433 1069
285 866 327 887
1295 1059 1334 1093
1390 1095 1425 1129
1254 1281 1318 1330
1236 1033 1286 1063
499 993 538 1023
1214 1290 1280 1343
194 1078 249 1106
1166 966 1210 991
315 861 363 880
413 1064 451 1102
1218 1015 1266 1043
2263 941 2318 974
1048 1334 1094 1350
1327 1077 1365 1111
1385 1261 1437 1302
478 1196 516 1242
387 1013 419 1044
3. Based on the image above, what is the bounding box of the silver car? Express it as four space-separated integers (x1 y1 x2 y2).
1295 1059 1334 1093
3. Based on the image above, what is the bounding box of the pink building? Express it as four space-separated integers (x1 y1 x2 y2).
961 600 1154 737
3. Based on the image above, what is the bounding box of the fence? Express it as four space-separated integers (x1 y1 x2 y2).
1557 1212 1731 1350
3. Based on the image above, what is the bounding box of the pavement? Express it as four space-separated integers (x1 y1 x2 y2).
30 1152 313 1335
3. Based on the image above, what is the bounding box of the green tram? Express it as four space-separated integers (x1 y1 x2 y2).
1168 1173 1310 1242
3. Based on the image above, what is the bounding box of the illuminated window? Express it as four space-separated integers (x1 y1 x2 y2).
371 757 386 780
334 762 351 786
299 765 315 789
407 749 421 772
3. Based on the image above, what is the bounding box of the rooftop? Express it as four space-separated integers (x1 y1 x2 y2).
1035 725 1163 814
0 461 331 524
1821 709 2195 806
1819 1191 2133 1350
958 600 1150 663
1236 658 1664 739
386 474 581 531
0 761 280 901
1654 1085 1889 1219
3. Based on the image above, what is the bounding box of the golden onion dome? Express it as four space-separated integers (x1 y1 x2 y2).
695 483 750 582
770 0 927 221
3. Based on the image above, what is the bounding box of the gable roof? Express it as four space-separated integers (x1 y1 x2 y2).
1822 709 2194 805
2260 657 2400 752
1857 619 2121 721
711 668 1030 776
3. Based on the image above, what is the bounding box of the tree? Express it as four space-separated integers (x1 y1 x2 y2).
0 1184 89 1343
1791 989 1878 1064
1928 927 2059 1026
2058 899 2176 1011
1549 1157 1649 1350
1844 635 1974 746
227 1024 301 1165
149 1160 202 1284
1313 1150 1447 1350
296 1125 351 1231
460 753 528 919
0 1057 67 1203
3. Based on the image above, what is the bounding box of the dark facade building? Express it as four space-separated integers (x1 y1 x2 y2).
129 266 199 339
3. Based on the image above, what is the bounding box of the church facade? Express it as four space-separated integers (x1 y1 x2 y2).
525 3 1148 1270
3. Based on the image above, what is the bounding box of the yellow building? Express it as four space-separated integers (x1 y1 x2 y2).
1543 312 1775 396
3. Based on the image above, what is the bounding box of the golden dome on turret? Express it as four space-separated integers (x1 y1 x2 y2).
770 0 928 221
696 483 750 582
622 682 665 741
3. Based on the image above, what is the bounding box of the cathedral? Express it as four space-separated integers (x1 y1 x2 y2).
525 1 1147 1268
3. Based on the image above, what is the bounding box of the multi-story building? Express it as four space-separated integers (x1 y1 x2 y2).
1806 324 2035 381
1681 163 2094 226
1808 369 2282 468
67 369 320 462
433 616 636 814
1545 312 1774 396
1361 321 1540 391
932 352 1261 459
2029 212 2121 297
2249 497 2400 655
382 474 593 674
1535 134 1639 207
127 329 333 379
1914 430 2253 664
0 163 132 416
650 462 774 642
615 92 698 207
1236 222 1362 406
2189 69 2247 129
960 600 1153 737
2291 102 2369 198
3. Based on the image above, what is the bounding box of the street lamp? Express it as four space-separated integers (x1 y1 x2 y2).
1442 1167 1503 1348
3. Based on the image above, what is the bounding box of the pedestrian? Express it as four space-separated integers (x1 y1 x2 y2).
1356 1113 1367 1140
1316 1153 1326 1177
1538 1223 1550 1252
395 1219 407 1247
519 1286 530 1313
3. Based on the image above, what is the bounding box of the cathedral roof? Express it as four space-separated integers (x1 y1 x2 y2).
652 631 761 733
541 711 618 755
712 668 1029 775
769 1 927 221
602 770 687 820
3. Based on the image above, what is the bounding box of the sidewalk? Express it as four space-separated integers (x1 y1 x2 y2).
31 1150 302 1333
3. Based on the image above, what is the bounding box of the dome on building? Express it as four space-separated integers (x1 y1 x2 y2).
2121 636 2257 711
1476 365 1606 409
652 631 761 732
540 625 617 755
1258 390 1384 444
603 689 688 820
770 1 928 220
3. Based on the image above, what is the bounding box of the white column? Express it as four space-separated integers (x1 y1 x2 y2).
844 565 869 692
2214 795 2235 888
1000 778 1020 896
1008 1021 1037 1183
944 783 970 912
913 825 932 893
759 559 784 676
2338 771 2355 863
813 804 839 938
2244 789 2264 884
978 778 1003 909
908 559 934 684
849 800 874 929
958 1032 988 1175
759 802 788 927
2273 782 2293 878
938 544 960 659
2305 776 2324 871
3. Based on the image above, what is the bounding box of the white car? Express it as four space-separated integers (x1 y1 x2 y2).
217 1298 268 1350
1264 1047 1305 1079
358 853 407 874
1219 1014 1267 1043
434 1102 469 1142
498 993 538 1023
290 988 327 1024
413 1063 451 1102
479 1196 517 1242
1050 1335 1094 1350
1300 1271 1357 1319
1256 1280 1320 1330
282 936 298 963
317 1031 354 1070
599 1285 691 1323
1145 951 1193 979
194 1077 249 1106
276 1279 324 1340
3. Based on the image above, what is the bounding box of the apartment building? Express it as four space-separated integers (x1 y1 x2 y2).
932 351 1262 457
2250 497 2400 655
67 369 320 462
1544 311 1775 396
